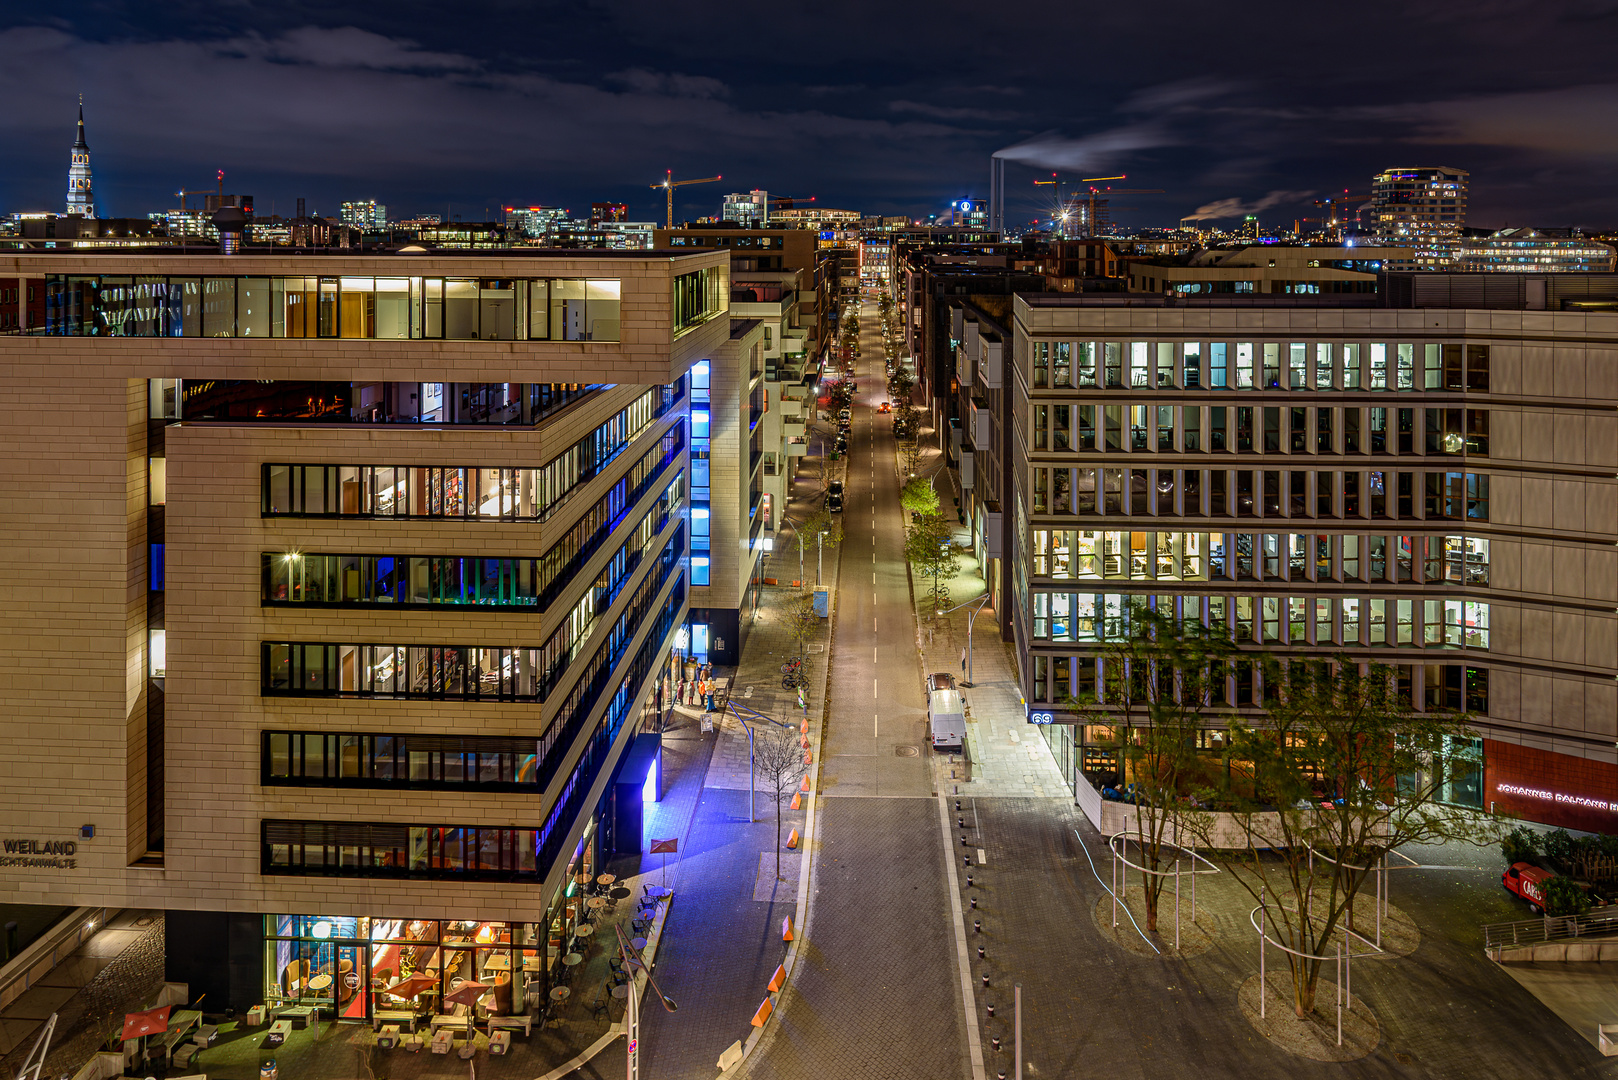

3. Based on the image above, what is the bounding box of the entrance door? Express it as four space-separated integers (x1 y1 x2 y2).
336 944 368 1021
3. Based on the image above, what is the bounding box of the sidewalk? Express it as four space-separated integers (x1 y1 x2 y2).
630 439 841 1078
900 435 1069 800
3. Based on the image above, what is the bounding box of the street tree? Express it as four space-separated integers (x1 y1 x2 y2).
752 721 808 881
900 476 940 518
1186 655 1497 1018
1070 599 1236 934
794 506 843 588
786 594 818 654
905 512 958 610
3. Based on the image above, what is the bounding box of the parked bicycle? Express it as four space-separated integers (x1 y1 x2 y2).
782 669 810 691
781 656 806 674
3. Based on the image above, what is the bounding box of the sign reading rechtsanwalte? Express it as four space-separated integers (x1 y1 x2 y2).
0 839 79 869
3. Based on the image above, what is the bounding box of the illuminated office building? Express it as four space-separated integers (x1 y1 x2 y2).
1369 167 1469 269
0 246 730 1015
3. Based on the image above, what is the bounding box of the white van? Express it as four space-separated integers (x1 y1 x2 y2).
927 685 966 751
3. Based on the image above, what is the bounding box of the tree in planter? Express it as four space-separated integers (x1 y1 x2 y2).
1542 874 1594 916
751 719 808 881
1069 599 1235 934
1185 656 1498 1019
1500 824 1541 864
900 476 940 518
905 512 958 611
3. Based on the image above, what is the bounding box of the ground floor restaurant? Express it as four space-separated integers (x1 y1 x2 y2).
263 824 611 1024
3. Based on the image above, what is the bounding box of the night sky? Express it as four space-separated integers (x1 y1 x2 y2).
1 1 1615 230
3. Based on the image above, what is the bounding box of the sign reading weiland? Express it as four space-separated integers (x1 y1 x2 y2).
0 838 78 869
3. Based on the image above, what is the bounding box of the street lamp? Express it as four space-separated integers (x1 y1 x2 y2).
727 700 799 822
613 923 677 1080
936 593 991 687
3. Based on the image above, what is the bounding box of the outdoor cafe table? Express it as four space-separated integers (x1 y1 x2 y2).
549 987 570 1002
610 985 628 1000
574 923 595 938
595 873 616 887
562 953 583 967
586 897 607 911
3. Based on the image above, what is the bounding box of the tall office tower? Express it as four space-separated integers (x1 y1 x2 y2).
339 200 388 230
591 203 628 226
1370 167 1469 269
721 190 769 227
0 247 733 1017
65 103 94 218
1000 279 1618 835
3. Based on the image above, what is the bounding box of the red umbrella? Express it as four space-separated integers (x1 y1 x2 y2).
122 1006 172 1042
386 974 437 1001
441 981 489 1009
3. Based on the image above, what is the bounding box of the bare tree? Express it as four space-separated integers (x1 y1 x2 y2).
752 722 808 881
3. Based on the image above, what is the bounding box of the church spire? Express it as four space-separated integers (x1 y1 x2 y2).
66 96 95 218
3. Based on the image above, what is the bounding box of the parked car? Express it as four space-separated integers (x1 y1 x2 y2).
826 480 844 512
1503 861 1555 913
838 408 852 422
835 432 849 454
925 672 956 692
877 401 892 413
927 683 966 751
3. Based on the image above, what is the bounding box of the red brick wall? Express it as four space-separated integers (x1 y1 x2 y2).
1485 739 1618 834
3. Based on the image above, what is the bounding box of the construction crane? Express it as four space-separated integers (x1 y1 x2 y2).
1313 190 1372 241
651 171 722 230
1074 183 1165 238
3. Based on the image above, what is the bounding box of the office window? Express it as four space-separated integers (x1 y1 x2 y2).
1343 344 1361 390
1077 342 1097 388
1235 343 1254 389
1210 343 1228 388
1289 343 1308 389
1183 342 1202 388
1315 343 1333 390
1129 342 1149 387
1032 342 1049 388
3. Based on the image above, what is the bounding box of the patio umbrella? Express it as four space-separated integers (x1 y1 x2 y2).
387 974 438 1001
441 981 489 1010
121 1006 171 1042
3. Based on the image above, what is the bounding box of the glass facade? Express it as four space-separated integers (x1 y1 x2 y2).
175 379 597 426
688 360 711 585
263 384 680 520
47 275 628 341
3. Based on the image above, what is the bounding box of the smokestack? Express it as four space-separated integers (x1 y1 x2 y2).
989 155 1005 235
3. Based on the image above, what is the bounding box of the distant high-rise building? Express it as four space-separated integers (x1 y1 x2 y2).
505 206 568 240
591 202 628 226
1369 166 1468 269
340 200 387 230
66 102 94 219
721 190 768 227
949 200 987 229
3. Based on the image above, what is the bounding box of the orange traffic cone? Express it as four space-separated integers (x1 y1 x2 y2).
790 792 801 810
751 997 774 1027
800 734 810 749
767 964 786 992
787 829 800 849
800 720 809 735
782 916 795 941
803 751 813 765
799 775 811 792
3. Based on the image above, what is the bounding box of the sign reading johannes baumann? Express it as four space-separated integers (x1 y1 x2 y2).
0 838 78 869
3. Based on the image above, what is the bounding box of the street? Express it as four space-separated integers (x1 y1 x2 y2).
743 300 973 1080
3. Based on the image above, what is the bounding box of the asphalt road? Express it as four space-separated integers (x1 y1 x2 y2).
743 300 972 1080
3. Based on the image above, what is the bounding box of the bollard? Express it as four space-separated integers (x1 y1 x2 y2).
974 920 982 933
970 897 977 909
991 1036 1001 1052
962 836 969 847
955 800 961 810
964 855 972 867
986 1003 995 1018
958 817 965 828
966 874 974 887
982 974 990 988
977 946 985 959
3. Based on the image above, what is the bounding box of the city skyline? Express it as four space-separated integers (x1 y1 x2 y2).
0 1 1615 228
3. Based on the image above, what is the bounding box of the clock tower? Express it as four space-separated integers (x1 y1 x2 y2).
66 100 95 218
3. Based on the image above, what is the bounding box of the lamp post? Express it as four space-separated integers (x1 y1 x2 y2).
614 924 677 1080
936 593 991 687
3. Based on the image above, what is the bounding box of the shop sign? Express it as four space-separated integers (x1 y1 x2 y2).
1029 712 1055 725
1496 782 1618 814
0 838 78 869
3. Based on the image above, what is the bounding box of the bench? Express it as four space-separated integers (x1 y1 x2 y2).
429 1028 454 1055
372 1009 418 1032
487 1014 532 1037
429 1014 471 1032
276 1006 314 1029
490 1030 512 1055
264 1020 292 1047
376 1025 401 1050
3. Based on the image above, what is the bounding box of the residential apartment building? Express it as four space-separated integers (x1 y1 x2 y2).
1007 279 1618 833
0 247 729 1017
1369 167 1469 269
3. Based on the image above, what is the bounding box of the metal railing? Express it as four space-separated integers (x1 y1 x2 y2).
0 906 114 1012
1483 910 1618 953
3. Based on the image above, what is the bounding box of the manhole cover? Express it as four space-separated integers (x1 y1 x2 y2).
895 745 919 757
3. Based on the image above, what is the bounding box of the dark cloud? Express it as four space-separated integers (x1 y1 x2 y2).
0 2 1613 226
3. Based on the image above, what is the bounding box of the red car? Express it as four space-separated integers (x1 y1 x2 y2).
1503 861 1555 913
877 401 892 413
